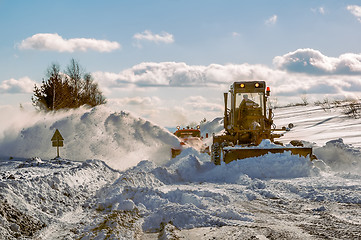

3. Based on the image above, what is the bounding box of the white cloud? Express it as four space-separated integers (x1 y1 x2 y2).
185 96 223 112
111 96 161 106
271 49 361 101
0 77 35 94
93 62 274 90
312 7 325 15
232 32 241 37
273 48 361 75
347 5 361 23
18 33 121 52
265 15 278 25
133 30 174 47
92 49 361 112
82 48 361 125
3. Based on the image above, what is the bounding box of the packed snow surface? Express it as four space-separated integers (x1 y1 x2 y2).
0 105 361 239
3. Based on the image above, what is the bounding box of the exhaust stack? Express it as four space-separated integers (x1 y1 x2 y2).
224 92 228 128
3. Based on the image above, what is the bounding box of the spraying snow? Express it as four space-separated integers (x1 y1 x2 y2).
314 138 361 172
0 106 180 170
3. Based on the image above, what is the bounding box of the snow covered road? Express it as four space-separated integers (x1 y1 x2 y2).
0 105 361 239
1 148 360 239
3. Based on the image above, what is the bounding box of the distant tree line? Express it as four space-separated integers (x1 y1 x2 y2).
32 59 106 111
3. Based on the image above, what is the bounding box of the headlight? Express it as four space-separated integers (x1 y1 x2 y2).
255 83 260 88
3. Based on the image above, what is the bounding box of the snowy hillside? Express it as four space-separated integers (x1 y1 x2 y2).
0 105 361 239
274 105 361 148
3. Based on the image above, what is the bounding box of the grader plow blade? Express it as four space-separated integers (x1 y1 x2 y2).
222 147 313 164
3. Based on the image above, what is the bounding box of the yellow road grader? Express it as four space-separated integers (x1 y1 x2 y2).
211 81 313 165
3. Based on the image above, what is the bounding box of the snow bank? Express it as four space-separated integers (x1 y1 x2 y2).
0 106 180 170
0 158 120 239
224 139 308 150
203 151 318 180
166 147 319 183
92 148 321 232
96 164 252 232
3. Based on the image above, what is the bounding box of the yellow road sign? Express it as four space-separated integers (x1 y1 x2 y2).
51 129 64 158
52 141 63 147
51 129 64 141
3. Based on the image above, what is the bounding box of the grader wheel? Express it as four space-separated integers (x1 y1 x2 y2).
211 143 221 165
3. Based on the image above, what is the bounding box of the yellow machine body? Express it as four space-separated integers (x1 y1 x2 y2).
211 81 313 165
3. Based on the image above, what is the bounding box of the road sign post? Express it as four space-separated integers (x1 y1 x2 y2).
51 129 64 158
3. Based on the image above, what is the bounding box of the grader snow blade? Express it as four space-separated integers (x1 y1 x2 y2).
221 147 313 164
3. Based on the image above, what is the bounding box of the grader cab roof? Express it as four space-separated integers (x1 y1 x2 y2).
232 81 267 93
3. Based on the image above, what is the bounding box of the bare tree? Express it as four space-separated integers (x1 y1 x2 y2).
342 100 361 118
300 94 308 106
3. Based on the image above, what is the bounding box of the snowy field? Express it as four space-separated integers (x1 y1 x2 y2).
0 105 361 239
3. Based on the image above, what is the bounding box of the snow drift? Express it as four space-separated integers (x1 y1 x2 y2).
0 106 180 170
92 148 322 232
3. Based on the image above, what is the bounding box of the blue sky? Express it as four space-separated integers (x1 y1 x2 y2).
1 0 361 126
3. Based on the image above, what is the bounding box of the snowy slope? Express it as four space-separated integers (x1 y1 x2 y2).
274 105 361 148
0 104 361 239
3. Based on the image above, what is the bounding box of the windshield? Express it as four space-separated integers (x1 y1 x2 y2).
235 92 264 112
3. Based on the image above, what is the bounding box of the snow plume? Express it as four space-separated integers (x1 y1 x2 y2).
107 97 191 127
0 105 179 170
0 77 35 93
0 105 42 140
314 138 361 172
18 33 121 52
273 48 361 75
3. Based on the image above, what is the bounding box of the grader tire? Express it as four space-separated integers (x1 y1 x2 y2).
211 143 221 165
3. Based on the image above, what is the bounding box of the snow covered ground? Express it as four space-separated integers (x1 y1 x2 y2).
0 105 361 239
